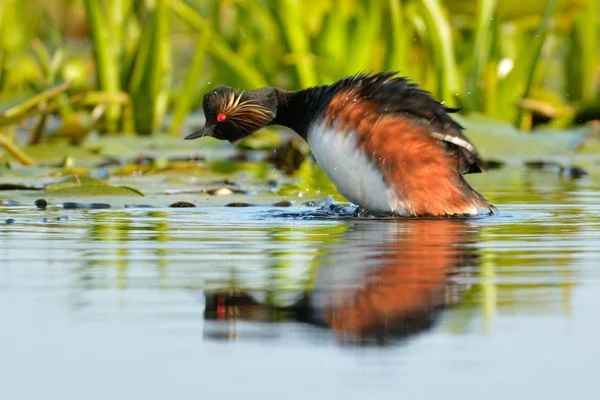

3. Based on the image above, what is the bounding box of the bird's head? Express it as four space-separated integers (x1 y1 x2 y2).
185 86 277 143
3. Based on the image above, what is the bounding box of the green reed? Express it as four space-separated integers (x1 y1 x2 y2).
0 0 598 139
566 0 599 104
83 0 122 132
500 0 559 128
465 0 497 112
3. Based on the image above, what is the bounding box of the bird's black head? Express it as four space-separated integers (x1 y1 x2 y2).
185 86 277 143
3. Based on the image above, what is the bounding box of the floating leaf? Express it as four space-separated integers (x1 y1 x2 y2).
157 160 205 173
0 183 41 191
455 114 590 162
45 175 144 197
45 176 107 191
46 184 144 197
4 142 105 166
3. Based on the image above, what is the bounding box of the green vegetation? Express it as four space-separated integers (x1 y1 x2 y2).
0 0 599 165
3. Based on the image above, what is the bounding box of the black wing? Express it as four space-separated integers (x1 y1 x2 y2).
331 72 487 174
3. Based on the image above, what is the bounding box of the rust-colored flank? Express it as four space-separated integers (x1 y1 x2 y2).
325 90 491 217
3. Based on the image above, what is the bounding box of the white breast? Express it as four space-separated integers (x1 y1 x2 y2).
307 121 410 215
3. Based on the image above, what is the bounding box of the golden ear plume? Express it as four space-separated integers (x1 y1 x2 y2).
215 91 275 130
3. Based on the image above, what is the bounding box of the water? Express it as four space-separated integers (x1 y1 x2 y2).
1 166 599 399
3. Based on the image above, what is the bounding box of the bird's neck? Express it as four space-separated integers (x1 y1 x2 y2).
271 86 332 140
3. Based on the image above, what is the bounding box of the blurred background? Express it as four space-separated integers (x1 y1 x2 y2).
0 0 598 148
2 4 600 395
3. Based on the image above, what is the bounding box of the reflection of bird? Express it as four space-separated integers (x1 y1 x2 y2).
308 220 476 343
186 72 494 217
203 219 478 345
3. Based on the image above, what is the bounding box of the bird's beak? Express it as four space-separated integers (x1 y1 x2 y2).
184 125 214 140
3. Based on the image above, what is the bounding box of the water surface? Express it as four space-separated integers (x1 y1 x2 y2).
1 167 599 399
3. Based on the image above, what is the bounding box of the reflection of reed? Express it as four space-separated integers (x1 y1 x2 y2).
75 210 170 292
204 219 479 344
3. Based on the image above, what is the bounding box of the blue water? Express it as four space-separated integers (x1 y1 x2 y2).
1 168 599 399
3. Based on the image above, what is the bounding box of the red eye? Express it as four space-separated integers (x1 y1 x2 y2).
217 113 226 122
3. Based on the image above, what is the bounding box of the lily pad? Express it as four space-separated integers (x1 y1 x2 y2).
455 114 591 163
45 176 108 191
46 184 144 197
1 142 105 167
45 175 144 197
86 137 141 159
0 183 41 191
